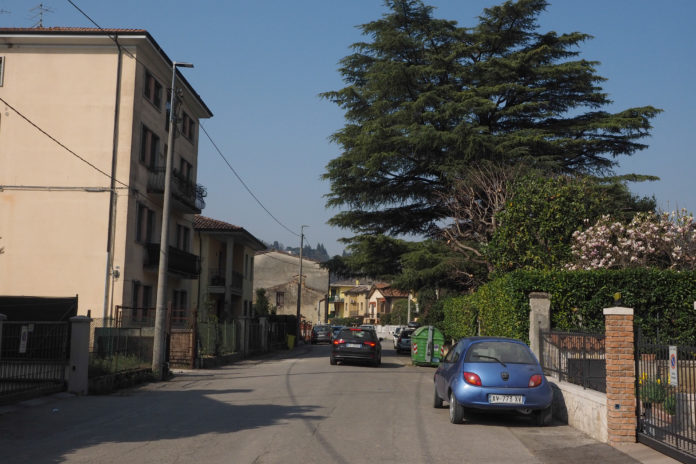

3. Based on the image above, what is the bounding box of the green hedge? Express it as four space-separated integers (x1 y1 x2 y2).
439 269 696 343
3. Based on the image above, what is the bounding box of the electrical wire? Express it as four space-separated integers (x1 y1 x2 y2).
0 95 131 192
198 123 300 237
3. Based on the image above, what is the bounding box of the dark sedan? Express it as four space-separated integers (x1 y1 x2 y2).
311 325 332 344
330 327 381 367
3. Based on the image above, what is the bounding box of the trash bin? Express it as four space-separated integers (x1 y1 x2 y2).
287 334 296 350
410 325 446 366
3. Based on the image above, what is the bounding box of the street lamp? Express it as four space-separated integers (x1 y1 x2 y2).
152 61 194 379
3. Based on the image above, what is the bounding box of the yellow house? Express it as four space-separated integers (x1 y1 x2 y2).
0 28 212 323
329 279 373 320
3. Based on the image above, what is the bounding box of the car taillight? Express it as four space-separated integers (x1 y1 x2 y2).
463 372 482 386
529 374 543 387
333 339 345 345
364 341 376 347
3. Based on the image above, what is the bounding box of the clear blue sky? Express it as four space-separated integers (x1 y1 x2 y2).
2 1 694 257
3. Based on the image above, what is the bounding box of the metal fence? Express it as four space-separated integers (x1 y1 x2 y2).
540 329 606 393
198 320 239 356
0 321 69 403
636 334 696 462
89 318 153 377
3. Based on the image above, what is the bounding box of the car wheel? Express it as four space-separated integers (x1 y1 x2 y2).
433 385 443 408
449 391 464 424
534 404 553 426
330 355 337 366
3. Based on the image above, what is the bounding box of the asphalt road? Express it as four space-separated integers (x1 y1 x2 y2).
0 341 663 464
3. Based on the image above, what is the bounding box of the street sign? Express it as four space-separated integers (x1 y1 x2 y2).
19 325 28 354
669 346 678 387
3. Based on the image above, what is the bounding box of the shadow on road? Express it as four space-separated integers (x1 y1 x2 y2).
0 385 324 463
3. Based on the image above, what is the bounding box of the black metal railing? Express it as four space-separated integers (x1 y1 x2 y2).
147 167 206 213
0 321 69 403
144 243 200 278
209 268 225 287
636 333 696 461
540 330 606 392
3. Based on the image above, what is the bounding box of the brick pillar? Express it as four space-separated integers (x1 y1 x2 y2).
604 307 636 445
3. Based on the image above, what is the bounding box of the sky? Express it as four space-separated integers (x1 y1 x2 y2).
1 1 694 257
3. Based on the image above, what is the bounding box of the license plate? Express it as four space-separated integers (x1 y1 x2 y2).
488 394 524 404
346 343 361 348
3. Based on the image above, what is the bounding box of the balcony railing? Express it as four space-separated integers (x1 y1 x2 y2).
148 167 206 213
144 243 200 278
207 269 244 293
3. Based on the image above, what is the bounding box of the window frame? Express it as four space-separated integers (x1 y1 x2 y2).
139 124 160 170
0 56 4 87
143 70 163 109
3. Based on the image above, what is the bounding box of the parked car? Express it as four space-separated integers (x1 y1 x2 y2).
392 326 404 348
433 337 553 425
311 325 332 344
359 324 376 332
330 327 382 367
395 328 415 354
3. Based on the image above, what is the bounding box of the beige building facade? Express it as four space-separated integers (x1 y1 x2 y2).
0 28 212 322
193 216 266 322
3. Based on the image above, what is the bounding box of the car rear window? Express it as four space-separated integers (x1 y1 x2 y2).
314 326 331 333
338 328 375 340
465 341 536 364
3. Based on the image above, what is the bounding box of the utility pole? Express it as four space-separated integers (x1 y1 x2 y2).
295 225 308 342
152 61 194 380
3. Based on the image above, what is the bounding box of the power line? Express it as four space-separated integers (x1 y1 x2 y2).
199 123 300 237
0 95 131 192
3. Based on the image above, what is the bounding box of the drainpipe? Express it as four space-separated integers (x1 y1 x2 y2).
103 37 123 321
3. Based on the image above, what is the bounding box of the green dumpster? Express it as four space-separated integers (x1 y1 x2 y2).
410 326 446 366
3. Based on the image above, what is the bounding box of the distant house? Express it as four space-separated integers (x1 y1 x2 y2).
328 279 375 319
367 283 409 324
193 216 266 321
254 251 329 324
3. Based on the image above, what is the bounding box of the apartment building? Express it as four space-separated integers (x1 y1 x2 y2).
193 215 266 322
0 28 212 323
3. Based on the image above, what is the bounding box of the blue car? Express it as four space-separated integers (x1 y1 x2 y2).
433 337 553 425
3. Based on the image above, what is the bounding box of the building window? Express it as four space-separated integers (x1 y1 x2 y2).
179 157 192 182
176 224 190 252
181 112 195 142
144 70 162 109
276 292 284 308
136 203 155 243
0 56 4 86
132 281 141 316
143 285 153 309
140 124 160 169
173 290 187 309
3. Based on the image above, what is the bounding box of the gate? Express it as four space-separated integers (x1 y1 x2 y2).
636 333 696 463
0 321 70 404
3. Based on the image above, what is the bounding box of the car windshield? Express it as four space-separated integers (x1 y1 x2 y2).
465 341 536 364
338 328 376 340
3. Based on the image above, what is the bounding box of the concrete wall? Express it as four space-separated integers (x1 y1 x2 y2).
550 379 608 443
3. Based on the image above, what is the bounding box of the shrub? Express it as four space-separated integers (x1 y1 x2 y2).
640 379 666 404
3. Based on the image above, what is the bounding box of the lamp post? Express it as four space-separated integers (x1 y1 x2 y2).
152 61 193 379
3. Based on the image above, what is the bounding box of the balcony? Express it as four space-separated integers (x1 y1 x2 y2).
329 296 344 303
144 243 200 279
207 269 244 294
148 167 206 214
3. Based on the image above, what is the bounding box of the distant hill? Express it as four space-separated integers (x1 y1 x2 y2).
265 241 330 263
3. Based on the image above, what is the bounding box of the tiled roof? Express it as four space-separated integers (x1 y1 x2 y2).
381 287 409 298
344 285 371 294
194 215 243 232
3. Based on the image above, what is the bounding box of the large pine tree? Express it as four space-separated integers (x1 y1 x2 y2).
322 0 660 238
